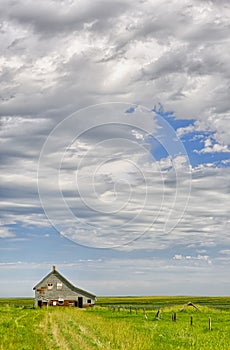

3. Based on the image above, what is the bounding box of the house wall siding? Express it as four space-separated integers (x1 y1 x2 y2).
34 273 95 307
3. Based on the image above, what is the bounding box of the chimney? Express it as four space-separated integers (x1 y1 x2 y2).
52 265 56 272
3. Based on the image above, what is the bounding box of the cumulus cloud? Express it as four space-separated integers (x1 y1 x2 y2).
35 104 193 248
196 137 230 154
173 253 212 265
0 226 15 238
0 0 230 295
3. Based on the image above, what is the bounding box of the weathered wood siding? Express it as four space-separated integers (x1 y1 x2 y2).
34 272 95 307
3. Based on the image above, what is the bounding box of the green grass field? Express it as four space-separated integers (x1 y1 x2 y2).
0 297 230 349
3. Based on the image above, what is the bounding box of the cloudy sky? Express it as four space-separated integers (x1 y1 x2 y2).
0 0 230 297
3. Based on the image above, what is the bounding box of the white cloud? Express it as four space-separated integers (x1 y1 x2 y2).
193 136 230 154
35 104 193 248
219 250 230 255
173 253 211 265
1 258 229 297
0 226 15 238
0 0 229 296
173 254 182 260
198 142 230 154
177 124 196 137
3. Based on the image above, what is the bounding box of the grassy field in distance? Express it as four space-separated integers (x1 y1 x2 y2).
0 296 230 349
97 295 230 309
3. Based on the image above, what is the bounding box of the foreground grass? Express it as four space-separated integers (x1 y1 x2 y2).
0 298 230 349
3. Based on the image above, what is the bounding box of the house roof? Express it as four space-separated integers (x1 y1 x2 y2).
33 266 96 299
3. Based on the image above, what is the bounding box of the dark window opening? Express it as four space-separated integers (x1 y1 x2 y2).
78 297 83 308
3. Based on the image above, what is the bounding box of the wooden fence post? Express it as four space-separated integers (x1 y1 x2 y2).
172 312 177 322
209 317 212 330
190 316 193 326
155 309 161 319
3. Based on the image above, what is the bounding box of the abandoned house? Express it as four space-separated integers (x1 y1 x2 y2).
33 266 96 308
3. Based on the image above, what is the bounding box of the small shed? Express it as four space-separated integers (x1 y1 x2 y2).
33 266 96 308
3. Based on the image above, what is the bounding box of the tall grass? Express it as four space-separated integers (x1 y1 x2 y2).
0 297 230 349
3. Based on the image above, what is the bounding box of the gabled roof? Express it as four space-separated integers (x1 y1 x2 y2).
33 266 96 298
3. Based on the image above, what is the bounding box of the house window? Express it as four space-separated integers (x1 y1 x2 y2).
57 282 62 290
48 283 53 290
87 299 91 304
58 298 64 306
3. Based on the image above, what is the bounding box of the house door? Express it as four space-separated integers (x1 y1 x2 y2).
38 300 42 308
78 297 83 308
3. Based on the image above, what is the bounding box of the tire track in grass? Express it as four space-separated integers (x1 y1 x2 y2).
38 308 158 349
48 311 71 350
65 308 149 350
29 310 50 350
51 309 100 350
37 310 62 350
37 309 86 350
72 309 120 349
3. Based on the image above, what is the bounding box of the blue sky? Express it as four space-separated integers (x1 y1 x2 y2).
0 0 230 297
152 104 230 167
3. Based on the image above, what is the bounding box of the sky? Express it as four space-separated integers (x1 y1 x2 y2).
0 0 230 297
